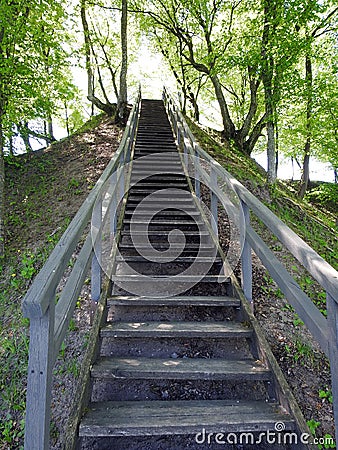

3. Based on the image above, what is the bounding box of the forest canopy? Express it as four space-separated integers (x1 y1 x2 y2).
0 0 337 253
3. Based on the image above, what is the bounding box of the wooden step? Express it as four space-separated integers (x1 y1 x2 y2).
129 180 187 186
111 274 229 284
91 357 270 381
126 197 194 204
101 320 250 339
117 246 218 257
107 295 240 307
126 189 190 196
121 230 209 236
79 399 294 437
115 256 222 263
124 210 200 217
123 220 205 230
132 159 181 165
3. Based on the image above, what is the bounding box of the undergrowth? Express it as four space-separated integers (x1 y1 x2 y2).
0 113 113 448
188 118 337 443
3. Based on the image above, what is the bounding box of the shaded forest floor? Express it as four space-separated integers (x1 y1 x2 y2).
0 112 337 448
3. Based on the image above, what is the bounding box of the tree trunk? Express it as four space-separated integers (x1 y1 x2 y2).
47 117 56 142
298 152 310 199
210 74 235 141
21 122 33 153
188 90 200 122
81 0 116 117
266 119 276 183
0 113 5 256
298 54 313 199
117 0 128 119
262 0 277 184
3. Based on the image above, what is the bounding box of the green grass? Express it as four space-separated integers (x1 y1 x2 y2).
187 118 338 272
1 112 109 447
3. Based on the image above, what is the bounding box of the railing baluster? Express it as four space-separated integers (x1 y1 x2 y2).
327 291 338 446
110 171 118 237
119 149 126 202
183 129 189 168
194 144 201 199
240 200 253 308
177 123 181 145
210 165 218 237
91 193 102 304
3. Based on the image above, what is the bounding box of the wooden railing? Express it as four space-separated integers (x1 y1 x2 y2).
22 89 141 450
163 87 338 445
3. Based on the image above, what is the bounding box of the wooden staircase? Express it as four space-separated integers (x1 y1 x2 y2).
77 100 307 449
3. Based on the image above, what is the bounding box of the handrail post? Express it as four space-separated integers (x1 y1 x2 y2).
240 200 253 309
210 165 218 237
177 123 181 146
91 193 102 304
183 131 189 167
24 301 55 450
327 292 338 446
194 143 201 199
110 171 118 237
119 150 125 202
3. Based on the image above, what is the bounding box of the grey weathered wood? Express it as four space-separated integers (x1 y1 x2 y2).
24 303 54 450
111 274 230 283
246 225 329 356
241 200 253 305
234 180 338 301
115 256 222 263
326 292 338 446
121 229 209 236
63 260 113 450
107 295 240 307
54 234 93 357
194 144 201 198
238 278 312 443
23 90 141 450
91 356 270 380
164 85 338 333
165 88 338 305
109 171 118 236
91 194 102 303
79 399 294 437
210 166 218 237
22 92 141 320
101 320 252 338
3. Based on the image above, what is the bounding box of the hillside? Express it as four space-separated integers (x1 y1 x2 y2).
0 115 123 449
0 112 337 448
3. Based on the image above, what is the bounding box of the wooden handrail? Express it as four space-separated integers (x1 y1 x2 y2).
163 86 338 446
22 88 141 450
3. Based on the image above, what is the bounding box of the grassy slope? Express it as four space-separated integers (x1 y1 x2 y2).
188 118 337 440
0 111 337 447
187 118 337 269
0 114 122 449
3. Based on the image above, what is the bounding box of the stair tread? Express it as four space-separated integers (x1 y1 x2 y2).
101 320 251 338
115 256 221 262
79 399 294 436
124 209 200 214
123 219 204 225
91 357 270 380
107 295 240 307
111 275 229 283
121 230 209 235
118 243 216 248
